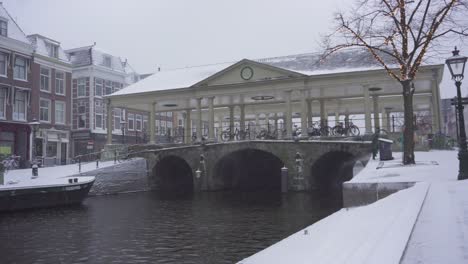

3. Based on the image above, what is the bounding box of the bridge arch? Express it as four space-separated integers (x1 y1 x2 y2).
311 151 357 197
152 155 194 193
213 148 285 191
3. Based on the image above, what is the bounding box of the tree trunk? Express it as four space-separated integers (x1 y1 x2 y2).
401 80 416 164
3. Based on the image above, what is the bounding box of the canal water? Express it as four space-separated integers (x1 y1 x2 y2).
0 191 340 263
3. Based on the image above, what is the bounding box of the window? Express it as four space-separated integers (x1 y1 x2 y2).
143 116 148 131
128 113 134 131
103 56 111 67
39 99 50 122
136 114 142 131
55 101 65 124
77 78 86 97
94 100 103 129
0 88 6 119
40 67 50 92
0 20 7 37
0 52 6 76
13 90 26 121
78 105 86 128
46 43 59 58
14 56 27 80
95 78 103 96
105 80 112 95
55 71 65 95
114 108 121 130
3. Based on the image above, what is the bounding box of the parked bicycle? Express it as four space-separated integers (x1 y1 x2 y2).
1 154 21 172
332 121 360 136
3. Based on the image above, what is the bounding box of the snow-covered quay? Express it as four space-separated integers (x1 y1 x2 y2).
239 150 468 264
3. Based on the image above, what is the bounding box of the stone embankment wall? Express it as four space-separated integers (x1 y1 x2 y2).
343 181 415 207
76 158 150 195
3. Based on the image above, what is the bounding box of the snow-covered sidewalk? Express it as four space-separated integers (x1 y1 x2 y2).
0 160 117 189
239 150 467 264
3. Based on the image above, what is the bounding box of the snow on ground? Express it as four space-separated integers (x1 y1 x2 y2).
0 160 119 189
240 150 467 264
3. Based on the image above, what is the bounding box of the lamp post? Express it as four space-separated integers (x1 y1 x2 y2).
120 120 127 145
446 46 468 180
29 118 40 163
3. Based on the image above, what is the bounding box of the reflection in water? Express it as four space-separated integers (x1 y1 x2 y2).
0 191 339 263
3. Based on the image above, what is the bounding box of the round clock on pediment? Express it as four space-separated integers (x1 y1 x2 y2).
240 66 254 80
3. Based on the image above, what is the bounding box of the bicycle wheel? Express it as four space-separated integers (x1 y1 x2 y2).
320 126 330 136
349 125 360 136
332 126 341 136
221 131 230 142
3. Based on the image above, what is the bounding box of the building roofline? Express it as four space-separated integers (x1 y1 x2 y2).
27 34 60 45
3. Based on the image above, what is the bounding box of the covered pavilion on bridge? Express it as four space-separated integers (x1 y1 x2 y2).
105 50 444 145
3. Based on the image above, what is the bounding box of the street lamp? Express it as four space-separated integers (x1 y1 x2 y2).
29 118 40 162
446 46 468 180
120 120 127 145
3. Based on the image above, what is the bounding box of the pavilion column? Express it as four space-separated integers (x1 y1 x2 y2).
301 90 308 137
149 102 156 144
184 109 192 143
319 99 326 127
385 108 392 132
344 111 350 128
217 114 224 140
335 111 340 125
363 86 372 134
208 97 215 140
284 90 293 138
240 104 245 133
274 113 278 131
265 113 270 131
106 99 113 145
431 80 442 133
255 113 260 134
372 94 380 131
307 99 313 127
196 97 203 141
229 105 235 140
381 108 388 132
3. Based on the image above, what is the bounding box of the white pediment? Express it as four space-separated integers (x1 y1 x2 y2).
197 59 304 87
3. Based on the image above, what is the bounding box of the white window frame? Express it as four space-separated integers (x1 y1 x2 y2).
55 71 65 95
77 78 86 97
136 114 142 131
39 98 51 123
0 87 6 119
95 112 103 129
143 116 148 131
95 78 103 97
40 67 50 92
114 108 122 130
127 113 135 131
0 19 7 37
14 56 27 81
105 80 112 95
13 90 27 121
46 42 59 58
55 100 65 124
0 52 7 77
78 105 86 129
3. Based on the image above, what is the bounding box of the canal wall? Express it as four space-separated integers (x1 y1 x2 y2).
76 158 150 195
342 181 416 207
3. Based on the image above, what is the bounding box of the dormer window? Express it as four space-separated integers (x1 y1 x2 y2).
103 56 111 68
0 20 7 37
46 42 59 58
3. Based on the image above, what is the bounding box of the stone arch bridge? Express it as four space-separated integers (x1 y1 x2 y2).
127 140 372 193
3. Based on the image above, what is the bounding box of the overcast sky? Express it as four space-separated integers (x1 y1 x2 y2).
2 0 465 98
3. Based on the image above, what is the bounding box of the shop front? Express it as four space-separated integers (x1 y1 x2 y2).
35 129 70 166
0 122 31 168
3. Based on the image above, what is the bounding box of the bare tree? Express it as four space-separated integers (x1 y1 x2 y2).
323 0 468 164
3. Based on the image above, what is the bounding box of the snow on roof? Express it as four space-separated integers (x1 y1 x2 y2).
111 62 236 96
111 49 391 97
0 4 31 45
66 45 133 74
27 34 70 63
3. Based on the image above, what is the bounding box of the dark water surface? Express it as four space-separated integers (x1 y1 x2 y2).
0 191 340 264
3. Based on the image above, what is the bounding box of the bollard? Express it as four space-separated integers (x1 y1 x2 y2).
31 163 38 178
114 150 117 164
281 166 288 193
78 158 81 173
96 159 99 168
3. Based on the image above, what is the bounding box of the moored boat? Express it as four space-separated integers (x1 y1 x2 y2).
0 176 95 212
